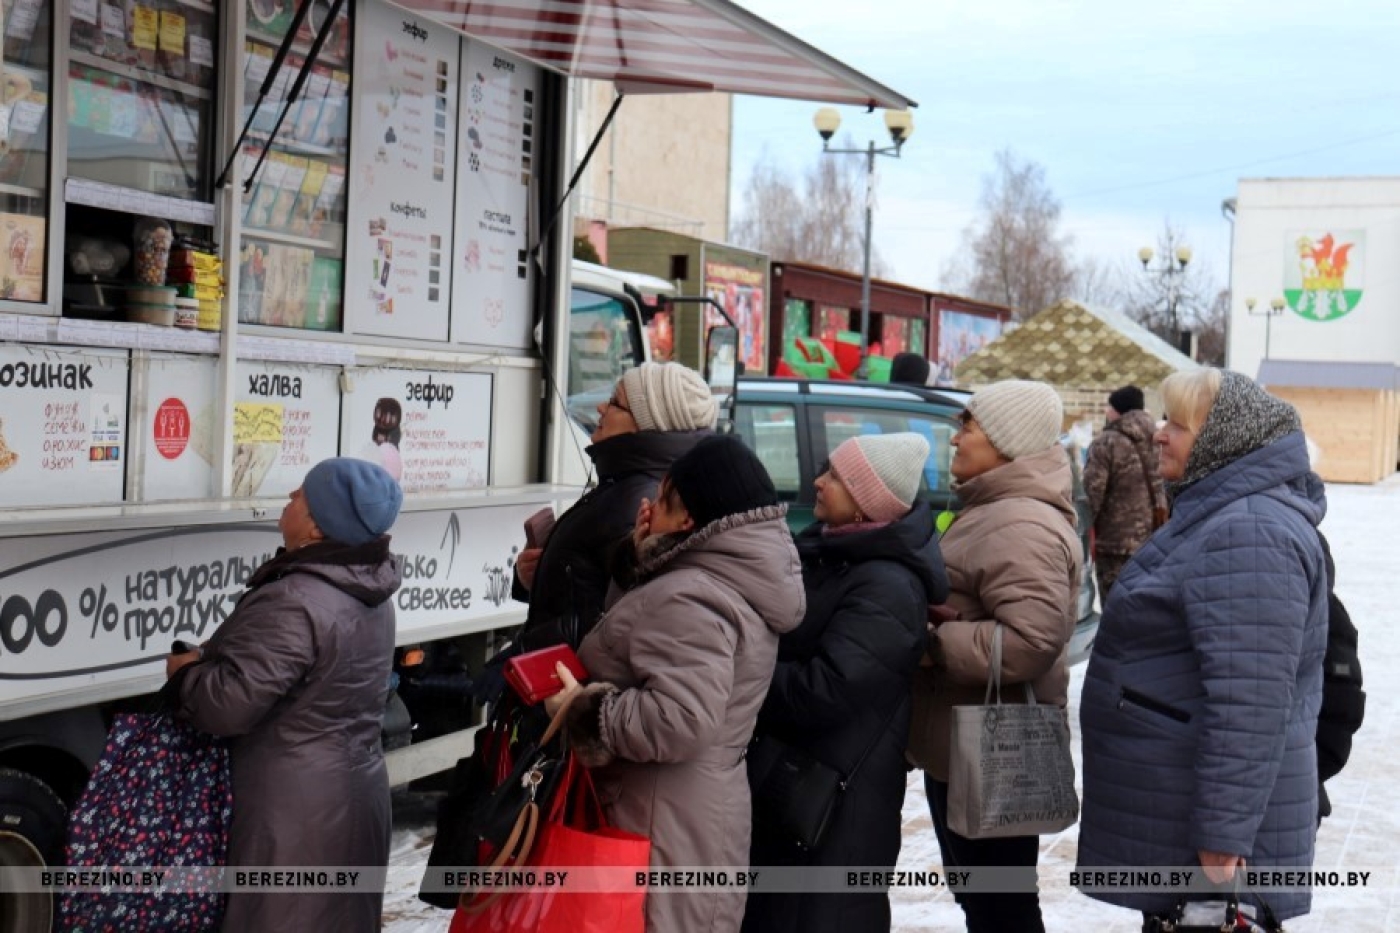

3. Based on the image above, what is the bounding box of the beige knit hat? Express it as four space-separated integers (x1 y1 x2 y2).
829 432 930 523
620 362 718 432
966 380 1063 460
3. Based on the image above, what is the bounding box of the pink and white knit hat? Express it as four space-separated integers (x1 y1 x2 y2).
829 433 930 523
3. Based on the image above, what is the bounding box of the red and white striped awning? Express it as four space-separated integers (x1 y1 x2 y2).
392 0 915 109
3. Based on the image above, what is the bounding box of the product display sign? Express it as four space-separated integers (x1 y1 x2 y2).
231 361 341 498
340 368 491 493
345 0 459 341
137 354 218 500
0 501 546 708
451 39 540 349
0 345 128 507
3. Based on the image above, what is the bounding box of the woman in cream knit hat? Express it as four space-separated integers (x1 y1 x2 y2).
907 380 1081 933
744 432 948 933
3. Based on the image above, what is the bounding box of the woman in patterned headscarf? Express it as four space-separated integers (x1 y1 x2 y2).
1077 369 1329 928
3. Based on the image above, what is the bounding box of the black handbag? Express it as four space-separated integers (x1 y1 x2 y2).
418 696 561 909
1143 889 1283 933
747 720 885 851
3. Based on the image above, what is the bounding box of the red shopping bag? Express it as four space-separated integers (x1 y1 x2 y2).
450 756 650 933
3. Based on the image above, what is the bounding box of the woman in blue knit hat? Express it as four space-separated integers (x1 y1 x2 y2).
166 457 404 933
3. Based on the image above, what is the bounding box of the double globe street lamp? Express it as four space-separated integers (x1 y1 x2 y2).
1246 296 1287 360
1137 245 1194 351
813 107 914 378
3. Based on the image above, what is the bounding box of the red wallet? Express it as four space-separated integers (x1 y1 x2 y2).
504 644 588 705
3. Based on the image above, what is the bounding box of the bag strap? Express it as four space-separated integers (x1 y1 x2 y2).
454 694 576 914
1133 441 1163 514
982 625 1038 706
456 798 540 913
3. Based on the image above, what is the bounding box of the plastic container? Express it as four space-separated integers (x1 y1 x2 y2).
133 217 174 285
126 284 177 306
128 302 175 326
173 298 199 329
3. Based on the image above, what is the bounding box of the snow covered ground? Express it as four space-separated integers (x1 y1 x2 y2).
381 477 1400 932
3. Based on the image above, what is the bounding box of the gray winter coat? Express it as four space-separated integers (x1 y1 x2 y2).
567 506 805 933
1077 432 1327 920
175 538 401 933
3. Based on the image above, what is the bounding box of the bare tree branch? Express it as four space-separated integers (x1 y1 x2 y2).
731 140 887 276
942 150 1077 320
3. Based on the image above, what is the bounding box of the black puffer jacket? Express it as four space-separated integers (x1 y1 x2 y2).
514 429 708 650
744 501 948 933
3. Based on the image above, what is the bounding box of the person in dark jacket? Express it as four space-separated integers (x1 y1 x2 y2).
512 361 716 650
890 351 932 387
1082 385 1167 595
1077 369 1328 924
1315 532 1364 823
165 458 404 933
743 432 948 933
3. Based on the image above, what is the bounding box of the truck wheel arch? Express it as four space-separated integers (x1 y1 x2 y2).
0 767 68 933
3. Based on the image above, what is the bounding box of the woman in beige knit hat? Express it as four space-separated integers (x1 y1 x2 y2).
508 362 717 653
907 379 1081 933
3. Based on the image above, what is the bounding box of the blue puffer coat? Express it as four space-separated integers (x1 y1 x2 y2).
1077 432 1328 921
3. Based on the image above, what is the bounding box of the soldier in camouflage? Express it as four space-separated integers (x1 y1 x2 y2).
1083 385 1167 596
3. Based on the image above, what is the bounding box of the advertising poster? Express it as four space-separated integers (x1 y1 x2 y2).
230 361 340 498
0 213 46 302
937 310 1003 384
703 261 767 375
340 368 491 493
0 345 128 507
451 39 540 349
138 354 218 500
0 502 543 707
1284 230 1365 322
345 3 458 341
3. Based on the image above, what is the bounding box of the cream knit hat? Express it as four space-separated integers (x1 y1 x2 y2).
620 362 718 432
966 380 1063 460
829 432 930 523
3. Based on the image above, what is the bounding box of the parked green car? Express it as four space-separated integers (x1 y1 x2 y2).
731 376 1099 665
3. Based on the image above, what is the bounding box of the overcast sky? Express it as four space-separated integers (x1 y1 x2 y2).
729 0 1400 297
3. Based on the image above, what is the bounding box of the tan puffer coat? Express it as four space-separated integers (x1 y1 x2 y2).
908 445 1082 781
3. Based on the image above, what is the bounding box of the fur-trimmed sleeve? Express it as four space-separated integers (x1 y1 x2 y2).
564 681 620 768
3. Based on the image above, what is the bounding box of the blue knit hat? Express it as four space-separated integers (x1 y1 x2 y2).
302 458 403 546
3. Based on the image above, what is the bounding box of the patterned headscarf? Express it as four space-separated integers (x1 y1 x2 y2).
1171 370 1302 496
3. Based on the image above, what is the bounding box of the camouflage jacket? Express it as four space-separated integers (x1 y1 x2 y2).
1082 409 1167 555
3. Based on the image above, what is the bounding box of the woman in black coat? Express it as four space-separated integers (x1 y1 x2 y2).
743 433 948 933
512 362 715 650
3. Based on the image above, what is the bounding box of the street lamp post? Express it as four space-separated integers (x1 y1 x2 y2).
1246 296 1286 360
814 107 913 379
1138 244 1193 352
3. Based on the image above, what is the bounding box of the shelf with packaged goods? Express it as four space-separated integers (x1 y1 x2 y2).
245 130 339 159
68 50 212 101
245 28 349 70
242 228 339 252
171 0 217 13
65 178 216 226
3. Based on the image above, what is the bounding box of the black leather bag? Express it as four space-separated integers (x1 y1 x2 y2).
417 697 558 909
747 734 844 850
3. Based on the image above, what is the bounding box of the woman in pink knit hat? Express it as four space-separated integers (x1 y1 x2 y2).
743 433 949 933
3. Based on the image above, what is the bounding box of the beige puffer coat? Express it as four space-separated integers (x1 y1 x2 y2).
908 445 1082 781
567 506 804 933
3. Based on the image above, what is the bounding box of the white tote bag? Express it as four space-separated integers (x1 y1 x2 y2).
947 625 1079 839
